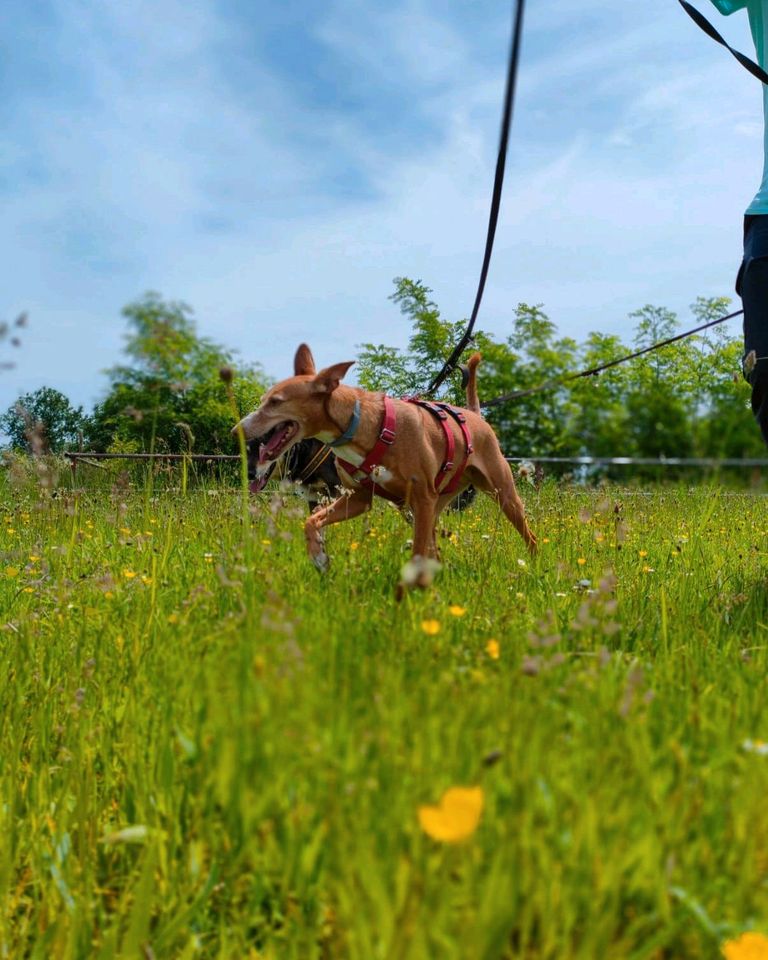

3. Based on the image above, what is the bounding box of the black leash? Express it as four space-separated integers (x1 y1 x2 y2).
481 307 744 408
427 0 526 396
433 0 756 405
678 0 768 85
481 3 758 407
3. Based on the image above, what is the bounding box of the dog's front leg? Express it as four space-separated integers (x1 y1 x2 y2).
304 488 374 573
410 494 439 562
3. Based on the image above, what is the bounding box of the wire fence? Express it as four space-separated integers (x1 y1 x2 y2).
505 456 768 468
63 452 239 462
59 452 768 470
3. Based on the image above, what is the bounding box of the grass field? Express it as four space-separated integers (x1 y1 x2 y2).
2 465 768 959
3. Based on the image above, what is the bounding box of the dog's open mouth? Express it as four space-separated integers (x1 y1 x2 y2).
258 421 299 465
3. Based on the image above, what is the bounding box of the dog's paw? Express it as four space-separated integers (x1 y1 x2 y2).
312 550 331 574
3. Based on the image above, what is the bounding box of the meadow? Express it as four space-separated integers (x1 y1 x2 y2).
2 462 768 959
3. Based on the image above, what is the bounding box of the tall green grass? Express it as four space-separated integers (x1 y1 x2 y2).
1 470 768 958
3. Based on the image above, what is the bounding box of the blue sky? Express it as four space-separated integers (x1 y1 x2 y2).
0 0 760 412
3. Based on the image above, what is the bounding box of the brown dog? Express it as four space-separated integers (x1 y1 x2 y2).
234 344 536 575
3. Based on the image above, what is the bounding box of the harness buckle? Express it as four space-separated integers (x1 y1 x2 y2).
380 427 396 445
440 460 454 474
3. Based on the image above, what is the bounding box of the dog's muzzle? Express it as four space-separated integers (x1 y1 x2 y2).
256 421 299 463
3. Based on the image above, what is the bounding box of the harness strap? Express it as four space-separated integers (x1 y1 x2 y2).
336 396 474 502
678 0 768 86
404 398 473 496
435 403 474 495
336 396 397 494
406 399 456 493
296 443 333 484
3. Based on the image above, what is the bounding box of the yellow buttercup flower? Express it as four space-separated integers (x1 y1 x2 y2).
4 566 19 578
486 639 500 660
577 557 587 566
421 620 441 636
722 932 768 960
418 786 484 843
448 605 466 617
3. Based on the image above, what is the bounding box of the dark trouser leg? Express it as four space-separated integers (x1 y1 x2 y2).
739 215 768 446
742 259 768 445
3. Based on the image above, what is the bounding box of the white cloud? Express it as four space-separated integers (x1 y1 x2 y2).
316 0 469 89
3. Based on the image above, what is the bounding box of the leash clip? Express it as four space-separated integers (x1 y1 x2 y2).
380 427 396 445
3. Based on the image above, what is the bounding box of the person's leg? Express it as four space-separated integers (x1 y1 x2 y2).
739 215 768 445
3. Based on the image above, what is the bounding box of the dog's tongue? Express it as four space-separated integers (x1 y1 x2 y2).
259 424 292 463
249 473 269 494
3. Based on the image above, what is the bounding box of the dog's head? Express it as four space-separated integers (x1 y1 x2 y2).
235 344 353 484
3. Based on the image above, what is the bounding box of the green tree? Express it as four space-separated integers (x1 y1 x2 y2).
357 282 577 455
686 297 761 458
357 278 469 403
494 303 578 457
0 387 87 452
87 293 269 453
355 279 756 467
567 331 632 457
621 306 695 459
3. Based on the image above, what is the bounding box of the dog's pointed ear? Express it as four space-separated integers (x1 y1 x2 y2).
294 343 316 376
314 361 354 393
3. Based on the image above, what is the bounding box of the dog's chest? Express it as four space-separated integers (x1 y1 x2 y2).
335 454 396 488
316 435 363 466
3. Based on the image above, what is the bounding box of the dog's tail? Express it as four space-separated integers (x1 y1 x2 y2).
459 353 482 413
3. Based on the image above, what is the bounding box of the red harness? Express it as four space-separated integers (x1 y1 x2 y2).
407 398 474 495
335 396 473 502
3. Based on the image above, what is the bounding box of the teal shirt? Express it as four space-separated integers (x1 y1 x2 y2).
710 0 768 212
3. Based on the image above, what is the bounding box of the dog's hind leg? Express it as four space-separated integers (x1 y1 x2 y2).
304 488 374 572
473 454 537 555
